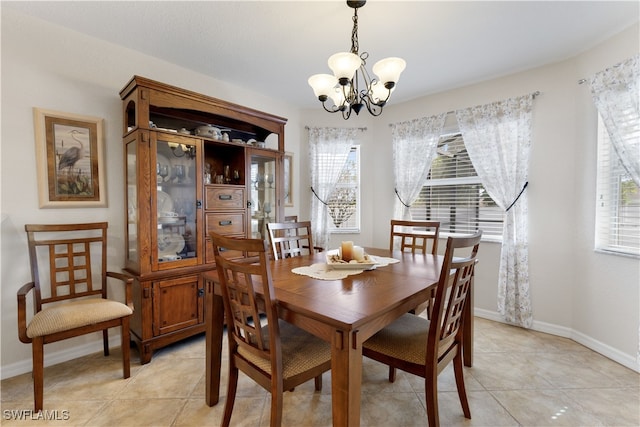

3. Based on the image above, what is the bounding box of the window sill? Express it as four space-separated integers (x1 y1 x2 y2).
594 248 640 259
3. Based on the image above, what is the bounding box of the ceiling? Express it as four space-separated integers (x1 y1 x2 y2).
4 1 639 109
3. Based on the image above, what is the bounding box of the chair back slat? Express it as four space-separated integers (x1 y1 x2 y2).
210 232 281 363
267 221 316 260
25 223 109 309
390 220 440 255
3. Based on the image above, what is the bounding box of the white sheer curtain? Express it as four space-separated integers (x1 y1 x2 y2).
589 54 640 186
588 54 640 364
391 114 446 219
308 127 359 250
456 94 535 328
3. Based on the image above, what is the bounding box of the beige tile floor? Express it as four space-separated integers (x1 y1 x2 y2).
2 317 639 426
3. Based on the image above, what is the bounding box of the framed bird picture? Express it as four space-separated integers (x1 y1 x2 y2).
33 108 106 208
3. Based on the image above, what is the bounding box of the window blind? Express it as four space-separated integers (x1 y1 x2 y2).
410 133 504 238
595 115 640 255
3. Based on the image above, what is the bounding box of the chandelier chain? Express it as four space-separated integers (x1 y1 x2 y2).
351 8 359 55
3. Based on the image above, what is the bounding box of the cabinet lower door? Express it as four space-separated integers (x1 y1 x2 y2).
152 275 204 335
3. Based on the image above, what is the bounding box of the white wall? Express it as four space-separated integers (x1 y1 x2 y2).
2 8 638 378
300 23 640 370
572 26 640 367
0 9 302 378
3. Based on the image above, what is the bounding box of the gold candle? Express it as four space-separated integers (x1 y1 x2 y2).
340 241 354 262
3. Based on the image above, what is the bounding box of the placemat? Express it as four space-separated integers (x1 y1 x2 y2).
291 255 399 280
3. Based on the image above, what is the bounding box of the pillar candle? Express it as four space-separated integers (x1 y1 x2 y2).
352 246 365 262
340 241 354 262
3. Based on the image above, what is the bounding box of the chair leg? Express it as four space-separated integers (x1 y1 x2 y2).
102 329 109 356
270 386 284 427
32 337 44 412
453 350 471 419
121 318 131 379
425 290 435 320
222 365 239 427
388 366 396 383
425 368 440 427
314 374 322 391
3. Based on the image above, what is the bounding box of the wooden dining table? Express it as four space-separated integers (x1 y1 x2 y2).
203 247 474 427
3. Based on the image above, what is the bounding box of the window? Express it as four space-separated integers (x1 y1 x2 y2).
595 115 640 256
410 133 504 239
328 146 360 232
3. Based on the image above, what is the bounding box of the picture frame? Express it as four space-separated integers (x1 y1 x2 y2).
284 152 293 207
34 108 106 208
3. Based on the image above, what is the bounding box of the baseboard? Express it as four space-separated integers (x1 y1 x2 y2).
4 311 639 379
0 335 122 380
474 308 640 373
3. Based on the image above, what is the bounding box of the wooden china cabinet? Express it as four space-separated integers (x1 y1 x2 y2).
120 76 286 363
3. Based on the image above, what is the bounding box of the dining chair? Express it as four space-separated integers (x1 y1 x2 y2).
16 222 133 411
389 219 440 255
284 215 298 222
363 231 482 427
266 220 322 260
209 232 332 427
390 220 441 317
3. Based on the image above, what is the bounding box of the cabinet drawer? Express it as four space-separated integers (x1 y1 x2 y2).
206 212 246 235
205 186 245 210
205 236 244 264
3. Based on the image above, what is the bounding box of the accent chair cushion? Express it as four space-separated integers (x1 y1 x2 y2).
26 298 133 338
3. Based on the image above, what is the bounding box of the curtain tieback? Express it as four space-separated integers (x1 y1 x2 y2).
310 187 328 206
505 182 528 212
394 188 411 208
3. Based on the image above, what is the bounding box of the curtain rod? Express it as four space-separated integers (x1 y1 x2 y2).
305 126 367 131
392 91 543 120
580 57 633 84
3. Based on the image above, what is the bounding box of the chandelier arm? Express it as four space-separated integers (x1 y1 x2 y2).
342 84 355 105
363 97 384 116
358 61 373 86
357 91 383 116
351 70 360 102
321 101 341 114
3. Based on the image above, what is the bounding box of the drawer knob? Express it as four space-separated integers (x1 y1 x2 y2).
219 220 232 226
218 194 232 201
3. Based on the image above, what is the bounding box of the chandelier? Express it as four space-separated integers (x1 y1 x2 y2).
308 0 406 120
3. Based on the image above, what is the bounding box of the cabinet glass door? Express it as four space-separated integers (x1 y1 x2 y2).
155 137 199 266
126 140 138 264
249 153 279 239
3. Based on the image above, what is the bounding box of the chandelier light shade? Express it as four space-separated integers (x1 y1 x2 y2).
308 0 406 119
372 57 407 88
328 52 362 83
308 74 338 99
